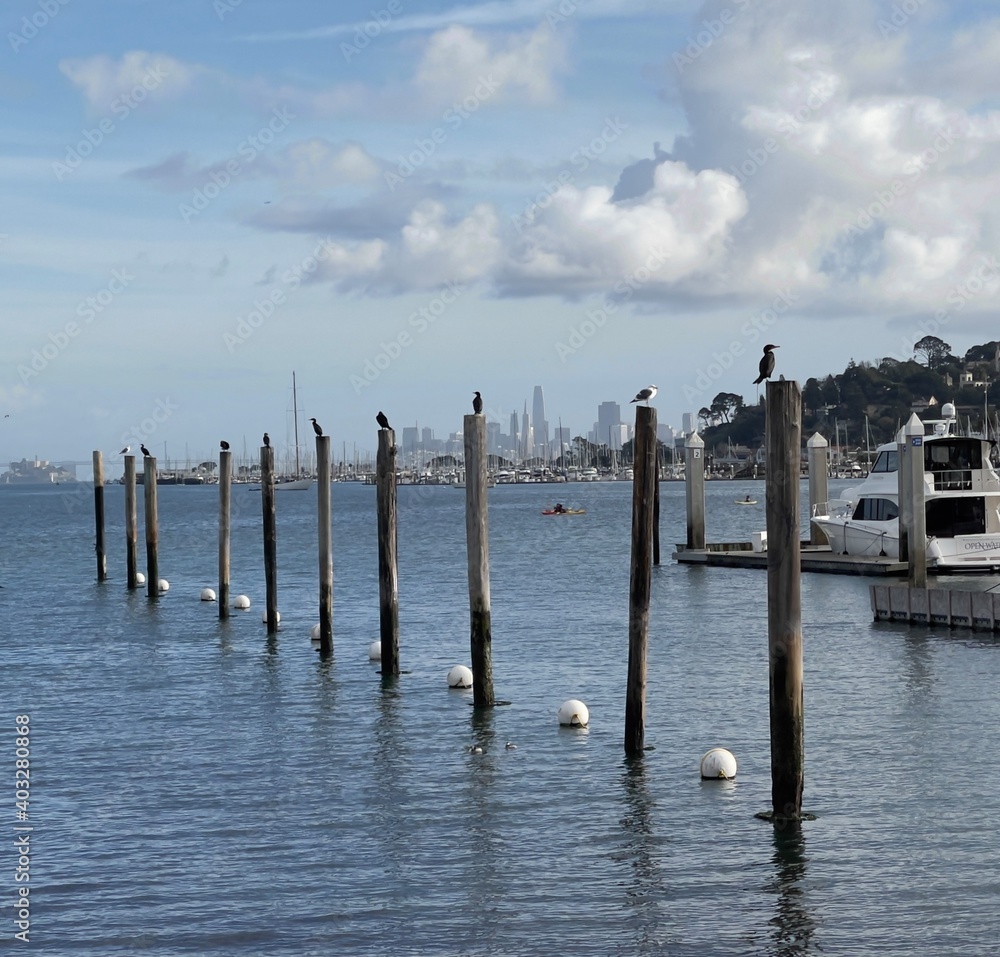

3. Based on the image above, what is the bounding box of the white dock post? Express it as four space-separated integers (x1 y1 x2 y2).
806 433 829 546
902 413 927 588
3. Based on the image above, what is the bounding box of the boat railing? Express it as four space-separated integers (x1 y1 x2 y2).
931 469 972 491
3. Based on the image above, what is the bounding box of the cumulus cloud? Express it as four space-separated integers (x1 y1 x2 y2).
59 51 203 111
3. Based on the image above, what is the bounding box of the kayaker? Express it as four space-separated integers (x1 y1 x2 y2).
553 503 566 513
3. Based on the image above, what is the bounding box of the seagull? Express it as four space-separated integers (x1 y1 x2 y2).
220 440 230 451
263 432 270 448
140 444 151 457
118 445 131 455
310 417 323 437
376 410 391 430
753 344 779 384
630 385 658 406
472 391 483 414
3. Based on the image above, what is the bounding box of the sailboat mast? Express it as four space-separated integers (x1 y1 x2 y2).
292 371 301 476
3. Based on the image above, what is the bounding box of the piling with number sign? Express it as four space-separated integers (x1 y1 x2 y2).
625 405 657 757
764 380 804 821
93 451 107 582
685 431 706 550
316 435 333 655
143 454 159 599
376 428 399 675
261 444 278 635
218 449 232 619
902 413 927 589
464 413 495 707
806 432 829 546
124 455 137 589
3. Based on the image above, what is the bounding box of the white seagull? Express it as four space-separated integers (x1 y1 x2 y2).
118 445 131 455
630 385 658 406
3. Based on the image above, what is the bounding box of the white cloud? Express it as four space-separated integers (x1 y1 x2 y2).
59 51 203 112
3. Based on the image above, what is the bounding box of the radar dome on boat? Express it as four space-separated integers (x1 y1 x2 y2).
200 588 216 602
233 595 251 609
447 665 473 688
941 402 956 419
558 699 589 727
368 641 381 661
700 747 738 780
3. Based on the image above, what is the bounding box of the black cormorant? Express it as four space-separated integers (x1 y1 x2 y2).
140 444 151 457
263 432 270 448
376 411 390 430
753 344 779 384
310 417 323 436
220 440 230 451
473 391 483 414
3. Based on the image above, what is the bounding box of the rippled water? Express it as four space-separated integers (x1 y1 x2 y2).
4 480 1000 955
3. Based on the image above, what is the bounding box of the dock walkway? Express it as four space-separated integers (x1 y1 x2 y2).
673 542 907 576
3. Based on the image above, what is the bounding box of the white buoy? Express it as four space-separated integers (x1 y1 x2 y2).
135 572 146 584
233 595 251 609
447 664 474 688
368 640 381 661
158 579 169 593
700 748 738 780
200 588 216 602
558 699 589 727
261 610 280 623
309 623 321 640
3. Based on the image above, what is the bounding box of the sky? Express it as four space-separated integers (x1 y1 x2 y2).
3 0 1000 471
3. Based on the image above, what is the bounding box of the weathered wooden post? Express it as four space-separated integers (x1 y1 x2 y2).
218 448 232 619
376 428 399 674
806 432 829 546
625 404 657 757
124 455 137 589
685 430 706 550
261 443 278 635
764 380 804 821
92 451 107 581
902 413 927 588
143 454 159 598
652 471 661 566
464 412 495 707
316 434 333 655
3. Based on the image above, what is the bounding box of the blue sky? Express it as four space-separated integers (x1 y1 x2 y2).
3 0 1000 470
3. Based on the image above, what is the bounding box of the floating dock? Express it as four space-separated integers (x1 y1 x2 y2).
673 542 908 576
869 582 1000 629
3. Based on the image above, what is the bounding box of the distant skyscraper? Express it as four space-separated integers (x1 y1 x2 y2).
401 426 419 460
521 403 531 459
486 421 501 454
597 401 623 449
682 412 696 434
532 386 548 456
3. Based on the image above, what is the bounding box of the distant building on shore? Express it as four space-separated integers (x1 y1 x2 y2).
1 458 77 484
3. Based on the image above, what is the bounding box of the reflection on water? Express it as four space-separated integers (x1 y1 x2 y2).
766 823 815 957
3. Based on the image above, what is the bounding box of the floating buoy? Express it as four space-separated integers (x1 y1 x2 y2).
558 699 589 727
135 572 146 584
447 665 473 688
309 623 321 640
233 595 251 609
261 610 280 623
200 588 216 602
158 579 169 592
368 640 381 661
700 748 738 780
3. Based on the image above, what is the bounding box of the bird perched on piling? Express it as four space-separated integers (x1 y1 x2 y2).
630 385 657 406
118 445 131 455
376 410 391 430
220 440 230 451
753 344 779 384
263 432 270 448
472 391 483 414
140 444 151 457
310 417 323 436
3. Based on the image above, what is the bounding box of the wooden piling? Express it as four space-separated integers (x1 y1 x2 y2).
684 431 706 550
625 404 657 757
765 380 804 821
124 455 137 589
316 435 333 655
143 454 159 598
652 472 661 566
902 413 927 588
218 449 231 619
93 450 107 582
806 432 829 546
261 444 278 635
376 428 399 674
464 413 495 707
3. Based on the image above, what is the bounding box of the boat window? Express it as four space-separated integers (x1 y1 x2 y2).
851 497 899 521
926 496 986 538
924 440 982 471
870 450 898 473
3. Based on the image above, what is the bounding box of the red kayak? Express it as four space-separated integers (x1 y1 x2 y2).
541 508 586 515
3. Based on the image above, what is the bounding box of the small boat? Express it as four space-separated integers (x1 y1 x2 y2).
736 498 758 505
541 508 586 515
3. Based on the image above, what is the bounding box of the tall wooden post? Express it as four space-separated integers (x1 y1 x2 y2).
124 455 137 589
652 471 661 566
464 413 495 707
806 432 829 546
902 413 927 588
316 435 333 655
625 405 657 757
143 454 159 598
376 428 399 674
765 380 804 821
93 451 107 582
261 444 278 635
685 431 706 550
218 449 232 619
